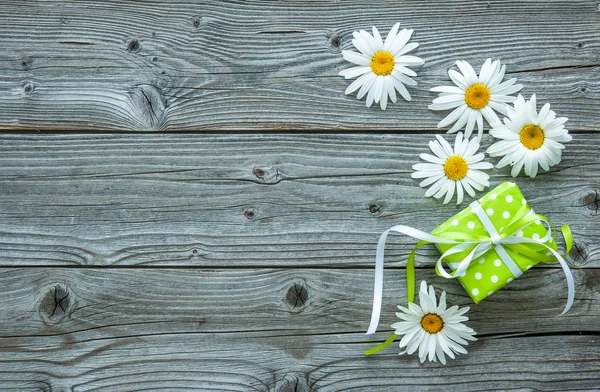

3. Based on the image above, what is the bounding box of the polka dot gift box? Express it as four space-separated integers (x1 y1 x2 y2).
431 181 562 303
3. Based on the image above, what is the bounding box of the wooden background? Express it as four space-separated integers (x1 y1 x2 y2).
1 0 599 390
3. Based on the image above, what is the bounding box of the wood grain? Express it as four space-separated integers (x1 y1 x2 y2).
0 133 597 267
0 268 598 391
0 0 599 131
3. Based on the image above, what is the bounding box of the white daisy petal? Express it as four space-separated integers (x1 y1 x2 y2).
352 34 374 57
424 177 447 197
464 110 479 139
420 153 445 164
395 65 417 77
448 69 468 90
372 26 384 49
356 73 376 99
388 28 412 55
395 55 424 66
456 60 478 84
456 181 464 205
447 109 472 134
396 42 419 57
383 22 400 48
341 50 371 66
443 181 456 204
392 77 412 101
339 66 371 79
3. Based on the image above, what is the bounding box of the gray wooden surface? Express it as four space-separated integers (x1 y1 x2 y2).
0 1 599 391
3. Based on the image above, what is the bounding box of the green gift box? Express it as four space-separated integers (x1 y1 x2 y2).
431 181 557 303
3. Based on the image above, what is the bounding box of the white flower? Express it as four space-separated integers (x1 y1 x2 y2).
391 281 477 364
429 59 523 140
339 23 424 110
487 94 572 178
412 132 493 204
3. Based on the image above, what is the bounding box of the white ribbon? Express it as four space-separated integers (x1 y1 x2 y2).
366 201 575 335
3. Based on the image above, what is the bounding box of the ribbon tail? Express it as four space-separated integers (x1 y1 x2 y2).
366 228 392 335
546 245 575 315
365 333 398 356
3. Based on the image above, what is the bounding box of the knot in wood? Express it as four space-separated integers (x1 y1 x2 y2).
252 166 283 184
127 39 141 53
581 190 599 214
129 84 167 131
23 82 35 95
330 34 341 48
569 240 589 266
244 207 256 219
40 283 73 324
271 374 311 392
369 203 381 214
286 283 308 311
192 16 201 28
20 56 32 70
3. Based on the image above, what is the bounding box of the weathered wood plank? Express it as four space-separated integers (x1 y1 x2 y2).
0 268 598 391
0 334 597 391
0 268 600 392
1 268 597 338
0 0 599 131
0 133 597 267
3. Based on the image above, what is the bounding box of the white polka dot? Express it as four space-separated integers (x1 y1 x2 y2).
517 230 524 237
472 288 480 296
486 208 494 216
546 252 552 256
488 291 494 296
490 193 497 200
505 195 513 203
522 199 526 205
535 220 542 225
451 219 459 226
494 259 501 267
491 275 499 283
509 182 515 187
507 278 514 283
526 265 533 270
475 272 482 280
467 221 475 229
499 227 504 231
502 211 510 219
532 233 540 240
478 258 485 265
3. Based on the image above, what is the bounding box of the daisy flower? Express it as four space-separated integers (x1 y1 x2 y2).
412 132 493 204
391 281 477 364
487 94 571 178
339 23 424 110
429 59 523 140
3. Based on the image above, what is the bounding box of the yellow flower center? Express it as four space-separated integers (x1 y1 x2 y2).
444 155 469 181
464 83 491 110
421 313 444 334
370 51 395 76
519 124 545 150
